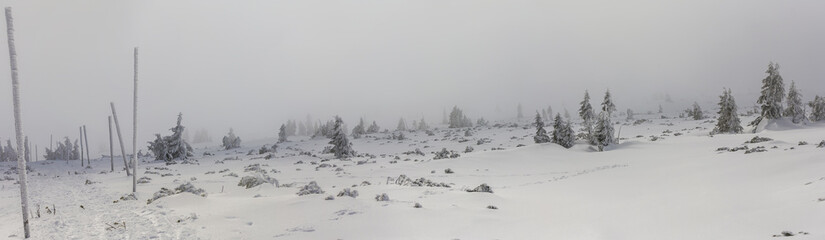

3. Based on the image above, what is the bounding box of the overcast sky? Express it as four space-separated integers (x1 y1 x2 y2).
0 0 823 154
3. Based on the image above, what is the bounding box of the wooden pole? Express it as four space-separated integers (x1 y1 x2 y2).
132 47 138 193
5 7 31 238
83 125 90 167
110 103 130 176
109 116 114 172
79 127 84 167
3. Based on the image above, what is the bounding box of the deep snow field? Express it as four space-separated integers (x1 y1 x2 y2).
1 114 824 240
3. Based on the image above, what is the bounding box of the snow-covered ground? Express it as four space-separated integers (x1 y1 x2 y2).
1 114 824 239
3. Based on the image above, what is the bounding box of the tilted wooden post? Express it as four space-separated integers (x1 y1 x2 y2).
110 102 130 176
79 126 84 167
5 7 31 238
83 125 90 166
109 116 114 172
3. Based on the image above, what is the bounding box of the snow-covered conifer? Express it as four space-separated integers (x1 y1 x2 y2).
221 128 241 150
601 89 616 116
713 88 743 134
809 95 825 122
417 117 429 131
367 121 381 134
147 113 193 162
351 118 366 139
396 118 407 131
551 114 575 148
626 109 634 121
533 112 550 143
690 102 704 120
592 112 615 151
578 90 595 141
784 81 806 123
278 124 288 143
757 62 785 119
329 116 355 158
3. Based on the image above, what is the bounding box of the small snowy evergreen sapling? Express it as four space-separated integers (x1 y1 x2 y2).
690 102 704 120
367 121 381 134
329 116 355 159
351 118 366 139
533 113 551 144
278 124 288 143
713 88 743 134
601 89 617 116
784 81 806 123
221 128 241 150
592 112 615 151
809 95 825 122
396 118 407 131
147 113 194 162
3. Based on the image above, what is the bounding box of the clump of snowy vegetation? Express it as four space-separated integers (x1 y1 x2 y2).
375 193 390 201
433 148 460 160
467 183 493 193
221 128 241 150
238 174 279 189
297 181 324 196
336 188 359 198
147 113 194 163
147 182 207 204
391 174 451 188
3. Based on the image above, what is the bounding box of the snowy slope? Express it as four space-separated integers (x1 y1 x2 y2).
1 115 823 239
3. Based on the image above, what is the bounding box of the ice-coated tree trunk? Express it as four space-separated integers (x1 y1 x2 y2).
109 116 114 172
131 47 138 193
83 125 90 166
5 7 31 238
79 127 84 167
110 102 130 176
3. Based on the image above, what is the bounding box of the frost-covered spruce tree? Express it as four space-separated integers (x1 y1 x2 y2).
221 128 241 150
533 112 550 143
449 106 472 128
367 121 380 134
592 112 614 151
658 104 663 114
713 88 743 134
551 114 575 148
329 116 355 158
517 103 524 120
626 109 634 121
351 118 366 139
784 81 806 123
690 102 704 120
809 95 825 122
147 113 193 162
757 62 785 120
601 89 616 116
278 124 288 143
578 90 595 141
417 117 429 131
396 118 407 131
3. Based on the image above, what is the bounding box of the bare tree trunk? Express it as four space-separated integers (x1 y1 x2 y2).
5 7 31 238
109 116 114 172
110 103 130 176
132 47 138 193
83 125 90 167
35 145 37 162
79 127 84 167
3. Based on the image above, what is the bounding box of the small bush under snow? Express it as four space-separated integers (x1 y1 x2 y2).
297 181 324 196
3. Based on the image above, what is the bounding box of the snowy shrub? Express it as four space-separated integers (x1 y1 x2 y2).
147 188 176 204
221 128 242 150
798 141 808 146
467 183 493 193
137 176 152 184
444 168 454 174
433 148 460 160
375 193 390 201
745 136 773 144
297 181 324 196
118 193 137 202
147 113 194 162
487 205 498 210
336 188 359 198
238 174 279 189
403 148 425 156
325 195 335 200
744 146 767 154
391 175 451 188
175 182 207 197
448 106 473 128
414 202 422 208
464 146 474 153
817 140 825 148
